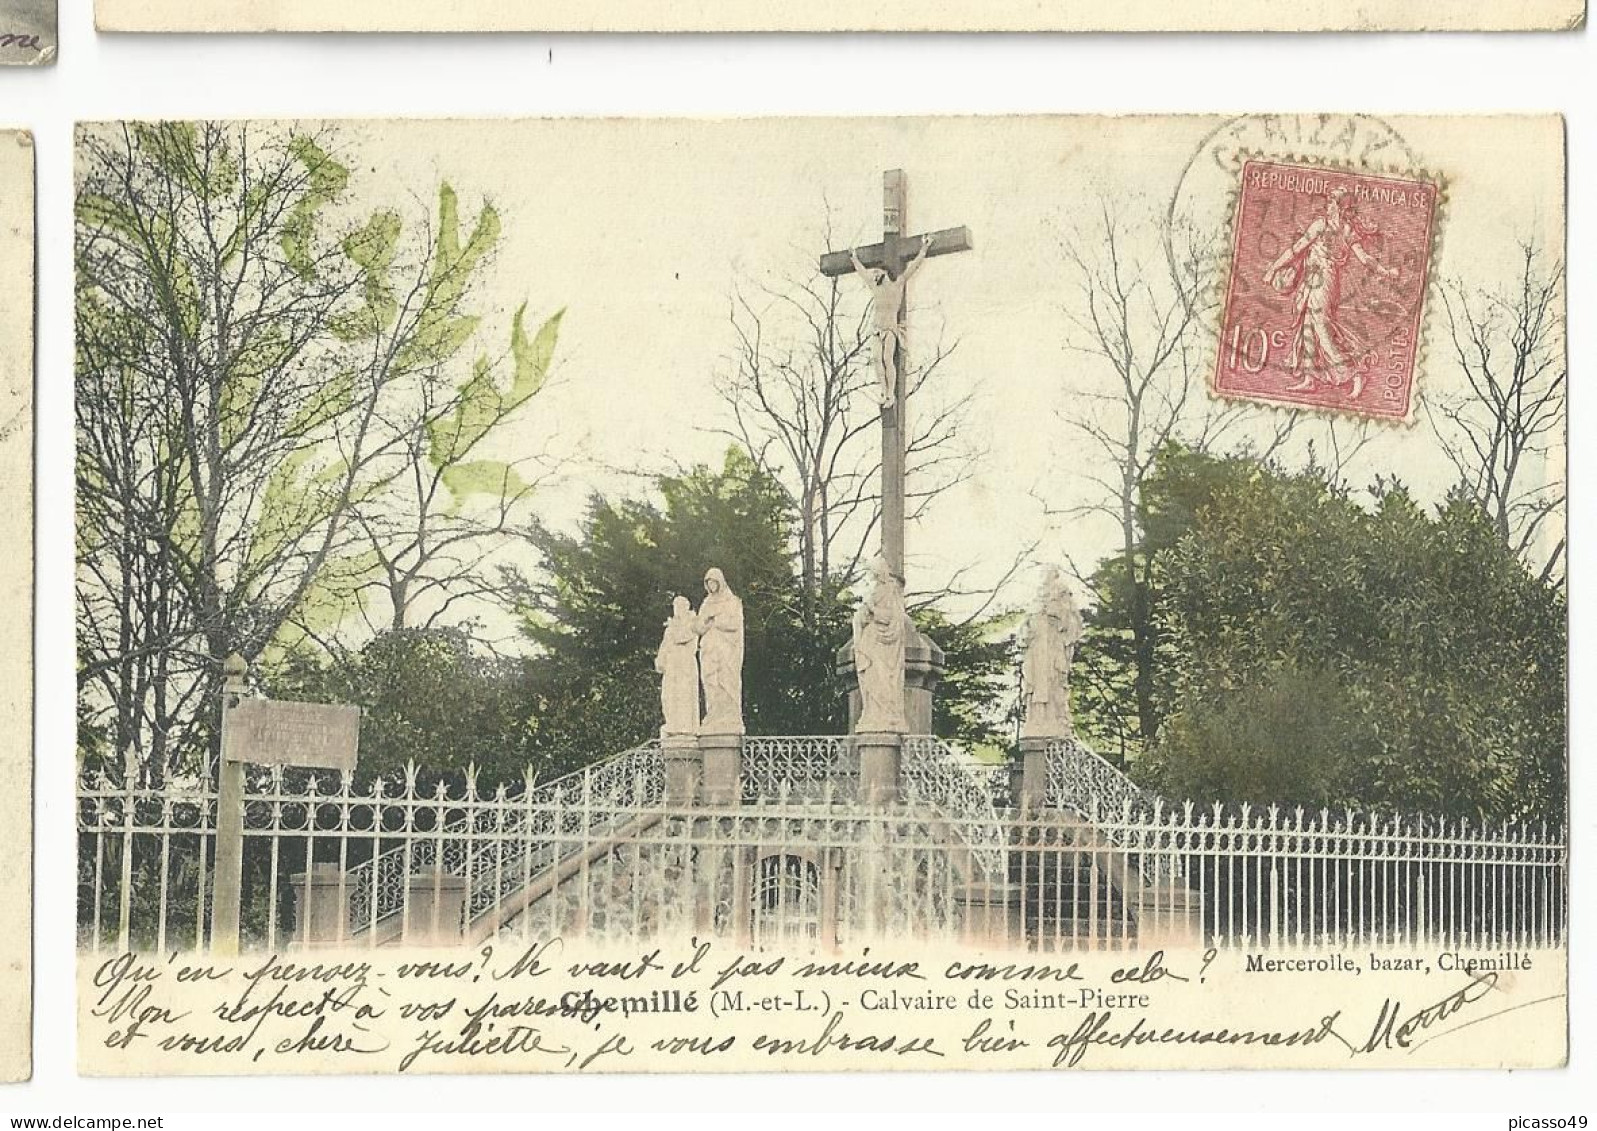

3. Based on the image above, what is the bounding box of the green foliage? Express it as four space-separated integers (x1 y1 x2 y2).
1139 667 1382 808
1131 449 1566 822
512 448 1012 776
1070 561 1148 764
914 606 1018 750
391 183 500 373
516 449 834 775
280 134 350 278
268 628 534 788
76 121 528 784
333 211 402 340
431 304 565 510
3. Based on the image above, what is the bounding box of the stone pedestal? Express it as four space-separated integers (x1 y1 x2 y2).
836 629 944 736
856 732 902 806
402 870 468 945
699 731 743 806
1017 734 1052 811
661 734 701 805
954 881 1024 946
291 862 353 946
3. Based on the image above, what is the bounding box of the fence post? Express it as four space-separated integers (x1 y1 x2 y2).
293 862 356 946
402 870 468 946
117 773 134 953
210 653 249 955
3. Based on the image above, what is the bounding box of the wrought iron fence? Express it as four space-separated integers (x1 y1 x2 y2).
340 741 665 941
1073 797 1565 949
79 737 1567 955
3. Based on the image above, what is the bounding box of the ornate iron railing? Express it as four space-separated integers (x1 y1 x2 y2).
1043 737 1154 818
740 735 855 803
966 758 1015 810
901 736 1007 880
1042 737 1172 881
78 739 1569 954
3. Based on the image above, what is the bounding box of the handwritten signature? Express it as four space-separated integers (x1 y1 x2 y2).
1047 969 1562 1068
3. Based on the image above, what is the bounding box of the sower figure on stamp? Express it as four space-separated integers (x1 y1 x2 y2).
851 235 931 408
1263 186 1399 400
655 595 700 738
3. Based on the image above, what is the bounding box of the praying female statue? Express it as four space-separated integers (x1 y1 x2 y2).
695 567 745 733
853 556 910 733
655 595 700 738
1021 567 1085 738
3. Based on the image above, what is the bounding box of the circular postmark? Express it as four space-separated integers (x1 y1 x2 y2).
1170 114 1441 423
1168 113 1422 235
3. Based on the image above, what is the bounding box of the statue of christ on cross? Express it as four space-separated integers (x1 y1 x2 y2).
850 235 932 409
820 168 973 586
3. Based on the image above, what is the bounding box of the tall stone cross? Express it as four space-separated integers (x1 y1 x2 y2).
820 169 972 584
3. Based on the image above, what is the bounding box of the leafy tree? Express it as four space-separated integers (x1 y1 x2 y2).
914 606 1017 750
76 122 536 785
1132 448 1565 822
1053 198 1379 761
511 449 834 776
267 628 534 788
509 448 1013 775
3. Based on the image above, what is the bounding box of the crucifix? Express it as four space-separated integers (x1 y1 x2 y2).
820 169 973 584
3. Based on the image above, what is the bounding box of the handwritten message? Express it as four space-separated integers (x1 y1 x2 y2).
79 940 1567 1075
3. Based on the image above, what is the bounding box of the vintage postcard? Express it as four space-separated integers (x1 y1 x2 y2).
1 130 33 1084
92 0 1587 32
75 115 1567 1076
0 0 53 64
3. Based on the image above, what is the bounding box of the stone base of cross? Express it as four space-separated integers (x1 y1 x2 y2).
836 631 945 737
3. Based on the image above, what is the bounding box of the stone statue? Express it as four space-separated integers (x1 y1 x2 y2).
850 235 931 408
694 567 745 734
853 556 910 733
1022 567 1085 738
655 595 700 738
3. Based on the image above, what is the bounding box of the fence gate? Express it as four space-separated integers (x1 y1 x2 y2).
752 852 823 949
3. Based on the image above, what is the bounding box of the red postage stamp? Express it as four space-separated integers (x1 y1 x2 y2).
1215 159 1440 421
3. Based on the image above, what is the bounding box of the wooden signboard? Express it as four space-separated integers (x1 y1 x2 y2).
227 699 361 773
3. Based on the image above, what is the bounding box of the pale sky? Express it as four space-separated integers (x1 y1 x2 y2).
322 115 1564 626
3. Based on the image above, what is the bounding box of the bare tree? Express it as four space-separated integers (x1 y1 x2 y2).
1053 198 1267 745
1308 416 1376 486
338 297 565 644
713 222 981 627
1428 240 1566 583
76 122 512 783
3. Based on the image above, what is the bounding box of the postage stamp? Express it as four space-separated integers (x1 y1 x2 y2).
1215 159 1440 421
